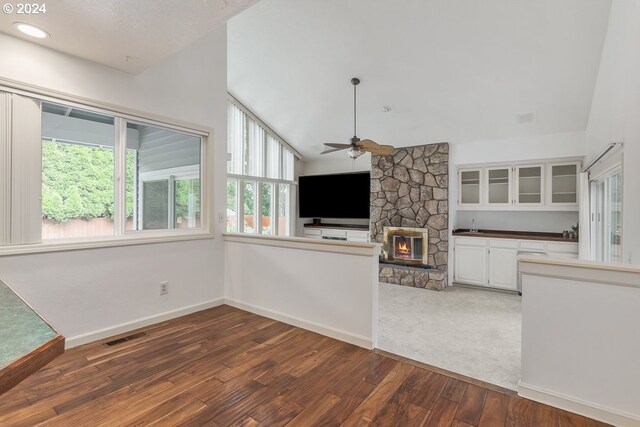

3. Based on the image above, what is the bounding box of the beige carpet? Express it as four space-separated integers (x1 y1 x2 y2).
378 283 521 390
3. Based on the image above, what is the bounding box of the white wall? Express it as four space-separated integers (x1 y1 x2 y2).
0 28 229 345
224 235 380 348
519 258 640 426
585 0 640 265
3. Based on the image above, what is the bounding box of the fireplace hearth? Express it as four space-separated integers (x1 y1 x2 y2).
383 226 429 266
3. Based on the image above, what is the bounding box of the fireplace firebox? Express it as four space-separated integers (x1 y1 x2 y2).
382 226 429 266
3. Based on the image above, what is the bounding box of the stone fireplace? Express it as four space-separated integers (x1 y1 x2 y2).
371 143 449 290
382 226 429 266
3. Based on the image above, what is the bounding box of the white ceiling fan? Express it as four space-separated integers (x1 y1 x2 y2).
321 77 394 159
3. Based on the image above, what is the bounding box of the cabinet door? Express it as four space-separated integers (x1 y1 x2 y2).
485 167 512 206
548 162 580 207
454 245 488 286
515 164 544 207
458 169 482 207
488 248 518 290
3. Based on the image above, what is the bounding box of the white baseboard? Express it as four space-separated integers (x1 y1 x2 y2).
65 298 225 348
518 382 640 427
224 298 373 350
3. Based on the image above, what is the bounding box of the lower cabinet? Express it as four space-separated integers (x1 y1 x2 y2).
454 236 577 291
488 246 519 290
454 242 487 286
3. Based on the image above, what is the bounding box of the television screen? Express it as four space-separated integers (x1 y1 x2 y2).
299 172 370 219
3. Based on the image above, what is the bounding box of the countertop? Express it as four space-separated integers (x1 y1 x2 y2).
453 229 578 243
0 280 64 396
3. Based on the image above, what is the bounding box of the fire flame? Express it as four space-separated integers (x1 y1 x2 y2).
397 241 410 253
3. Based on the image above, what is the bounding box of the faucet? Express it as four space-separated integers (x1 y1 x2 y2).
470 218 478 233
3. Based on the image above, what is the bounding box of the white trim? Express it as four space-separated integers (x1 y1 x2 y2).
0 231 213 257
518 256 640 288
224 298 373 349
65 298 224 348
0 77 210 137
518 382 640 427
227 173 296 186
224 232 382 257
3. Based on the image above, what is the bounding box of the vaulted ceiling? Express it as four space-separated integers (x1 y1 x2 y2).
0 0 257 74
228 0 612 160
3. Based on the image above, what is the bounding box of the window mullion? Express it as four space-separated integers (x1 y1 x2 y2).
273 184 280 236
256 181 263 235
114 117 127 236
238 179 245 233
168 175 176 229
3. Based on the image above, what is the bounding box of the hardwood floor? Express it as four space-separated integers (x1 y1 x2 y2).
0 306 608 426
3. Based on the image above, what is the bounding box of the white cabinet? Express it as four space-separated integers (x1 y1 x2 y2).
454 236 578 291
304 227 370 242
485 167 512 207
457 158 581 211
547 162 580 207
515 164 544 207
458 169 482 207
454 238 487 286
488 240 519 290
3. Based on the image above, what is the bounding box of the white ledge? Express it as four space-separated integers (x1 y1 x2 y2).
223 233 382 257
0 232 214 257
518 256 640 288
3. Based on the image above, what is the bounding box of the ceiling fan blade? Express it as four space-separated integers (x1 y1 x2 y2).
357 139 395 155
321 146 349 154
324 143 351 149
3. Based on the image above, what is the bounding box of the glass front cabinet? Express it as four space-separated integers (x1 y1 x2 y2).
485 167 512 206
457 159 580 211
547 162 580 207
458 169 482 207
515 164 544 207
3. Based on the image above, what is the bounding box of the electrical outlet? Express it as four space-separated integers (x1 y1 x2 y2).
159 281 169 295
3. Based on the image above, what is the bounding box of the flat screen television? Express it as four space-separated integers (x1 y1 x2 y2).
299 172 370 219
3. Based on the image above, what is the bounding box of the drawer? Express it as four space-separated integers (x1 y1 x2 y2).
348 230 370 239
322 229 348 238
519 241 546 251
304 229 322 236
348 237 370 243
454 236 487 247
547 242 579 254
489 239 518 249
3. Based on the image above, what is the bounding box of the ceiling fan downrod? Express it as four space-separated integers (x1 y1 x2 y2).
351 77 360 144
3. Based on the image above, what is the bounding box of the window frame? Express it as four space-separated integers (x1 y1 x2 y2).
0 80 214 257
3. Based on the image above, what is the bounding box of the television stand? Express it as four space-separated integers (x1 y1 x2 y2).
303 223 370 243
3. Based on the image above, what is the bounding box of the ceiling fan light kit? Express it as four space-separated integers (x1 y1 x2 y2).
321 77 395 158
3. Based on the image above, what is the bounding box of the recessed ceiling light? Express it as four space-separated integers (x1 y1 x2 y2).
381 106 391 113
13 22 49 39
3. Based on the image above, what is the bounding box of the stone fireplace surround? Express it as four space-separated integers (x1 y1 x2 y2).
370 143 449 290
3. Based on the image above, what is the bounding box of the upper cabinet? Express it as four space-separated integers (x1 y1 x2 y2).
486 167 511 206
515 164 544 207
457 158 581 211
547 162 579 206
459 169 482 207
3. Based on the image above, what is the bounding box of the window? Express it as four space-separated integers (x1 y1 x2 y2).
0 89 209 250
125 122 201 231
226 96 300 235
590 168 623 263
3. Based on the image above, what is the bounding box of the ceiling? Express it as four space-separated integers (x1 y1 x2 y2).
228 0 612 160
0 0 257 74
